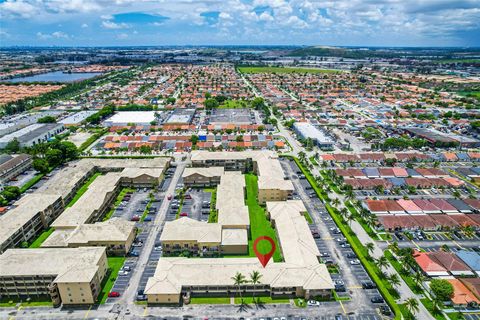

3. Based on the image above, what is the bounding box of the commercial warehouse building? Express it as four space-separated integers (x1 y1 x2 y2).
293 122 334 150
0 123 65 148
0 247 108 306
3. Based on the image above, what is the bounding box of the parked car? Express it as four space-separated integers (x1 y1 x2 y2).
180 212 188 217
371 296 384 303
144 217 152 222
311 231 321 239
361 281 376 289
131 215 140 221
167 195 172 200
349 259 360 265
108 291 120 297
380 305 391 315
184 194 192 200
307 300 320 306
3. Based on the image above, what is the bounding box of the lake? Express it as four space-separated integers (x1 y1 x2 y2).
5 71 102 83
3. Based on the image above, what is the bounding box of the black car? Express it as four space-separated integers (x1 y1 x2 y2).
346 253 356 259
380 305 391 315
361 281 376 289
371 296 384 303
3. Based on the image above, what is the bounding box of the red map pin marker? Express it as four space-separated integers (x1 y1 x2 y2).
253 236 276 268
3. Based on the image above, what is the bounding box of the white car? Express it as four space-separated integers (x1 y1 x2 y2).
350 259 361 265
307 300 320 306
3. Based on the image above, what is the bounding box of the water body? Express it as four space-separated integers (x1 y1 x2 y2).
5 71 102 83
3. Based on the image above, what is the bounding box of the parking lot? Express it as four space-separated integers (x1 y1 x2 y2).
105 185 166 302
280 158 391 318
208 108 255 124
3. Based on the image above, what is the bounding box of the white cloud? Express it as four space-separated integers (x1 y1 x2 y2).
259 12 274 21
101 20 129 29
0 0 38 18
81 23 88 28
37 30 70 39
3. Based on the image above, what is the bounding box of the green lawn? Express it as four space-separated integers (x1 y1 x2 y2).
217 99 251 109
96 257 125 304
304 211 313 224
309 156 319 166
205 188 218 223
238 66 340 74
141 194 154 222
345 201 379 240
385 250 423 294
0 296 53 307
67 172 102 207
189 297 231 304
20 173 44 193
420 298 448 320
29 228 54 248
103 187 134 221
234 296 290 304
244 174 283 262
457 91 480 98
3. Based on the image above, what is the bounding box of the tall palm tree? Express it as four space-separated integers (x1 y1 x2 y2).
231 272 246 303
388 273 401 289
376 256 389 270
388 241 399 254
413 271 424 287
405 297 419 318
332 198 340 207
365 242 375 256
249 271 262 303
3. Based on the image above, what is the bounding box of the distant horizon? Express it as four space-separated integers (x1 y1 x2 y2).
1 45 480 50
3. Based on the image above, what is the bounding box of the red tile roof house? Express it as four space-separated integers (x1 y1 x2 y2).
430 214 460 230
429 251 475 277
365 200 389 214
413 199 442 214
397 199 423 214
413 250 449 277
430 199 459 214
411 214 437 231
459 278 480 302
446 279 480 308
383 200 406 214
377 215 419 231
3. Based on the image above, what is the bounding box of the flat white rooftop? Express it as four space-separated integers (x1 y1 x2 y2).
104 111 157 125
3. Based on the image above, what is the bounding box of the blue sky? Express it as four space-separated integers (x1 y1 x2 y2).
1 0 479 46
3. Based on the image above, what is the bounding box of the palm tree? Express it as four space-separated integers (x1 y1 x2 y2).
365 242 375 256
346 213 354 226
332 198 340 207
249 271 262 303
388 241 399 254
231 272 246 303
376 256 389 270
388 273 401 289
413 271 424 287
405 297 419 319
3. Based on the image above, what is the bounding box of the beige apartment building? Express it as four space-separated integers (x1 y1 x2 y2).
145 200 333 304
0 158 169 254
190 151 293 204
0 247 108 306
42 218 136 255
182 167 224 187
0 154 32 185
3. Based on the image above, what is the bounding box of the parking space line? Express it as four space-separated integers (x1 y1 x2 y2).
83 305 91 319
348 286 363 289
339 299 347 314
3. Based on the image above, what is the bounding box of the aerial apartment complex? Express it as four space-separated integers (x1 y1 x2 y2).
0 158 170 305
145 151 333 304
